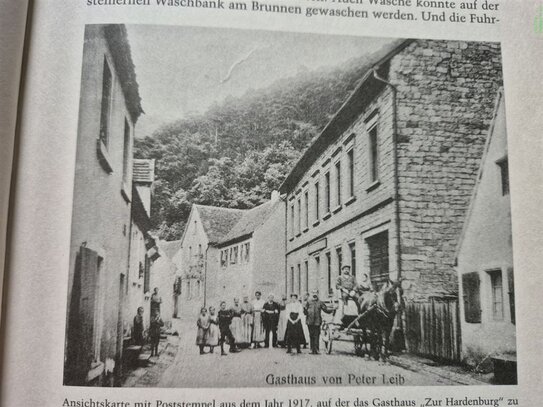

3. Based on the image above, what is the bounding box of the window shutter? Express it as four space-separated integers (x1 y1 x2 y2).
462 272 481 323
144 254 151 293
508 267 515 325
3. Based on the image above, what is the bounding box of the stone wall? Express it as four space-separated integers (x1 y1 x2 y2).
391 40 503 300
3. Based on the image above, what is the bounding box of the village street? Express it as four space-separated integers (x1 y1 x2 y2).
125 318 488 388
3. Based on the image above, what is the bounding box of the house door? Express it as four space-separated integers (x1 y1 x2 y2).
367 231 389 290
115 273 125 384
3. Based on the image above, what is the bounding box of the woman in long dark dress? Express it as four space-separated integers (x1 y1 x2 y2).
132 306 144 345
284 294 305 354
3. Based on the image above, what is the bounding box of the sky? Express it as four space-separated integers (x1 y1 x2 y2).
126 25 395 138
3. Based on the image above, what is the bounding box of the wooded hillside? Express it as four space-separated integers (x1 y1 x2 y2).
135 52 380 240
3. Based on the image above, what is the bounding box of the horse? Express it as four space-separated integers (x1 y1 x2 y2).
353 279 404 361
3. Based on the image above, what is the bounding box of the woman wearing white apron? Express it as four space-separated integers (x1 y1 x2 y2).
277 296 288 347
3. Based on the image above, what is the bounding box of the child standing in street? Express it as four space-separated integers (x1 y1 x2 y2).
206 306 220 353
149 312 164 357
196 307 210 355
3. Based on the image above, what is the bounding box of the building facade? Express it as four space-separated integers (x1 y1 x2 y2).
125 159 156 335
456 91 516 366
280 40 503 357
64 24 144 386
178 204 244 317
210 193 286 303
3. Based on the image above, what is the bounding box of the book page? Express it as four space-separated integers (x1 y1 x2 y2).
2 0 543 406
0 0 30 327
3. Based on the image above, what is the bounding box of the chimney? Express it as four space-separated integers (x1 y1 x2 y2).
133 159 155 217
271 190 280 202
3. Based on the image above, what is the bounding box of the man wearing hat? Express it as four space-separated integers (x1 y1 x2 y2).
336 265 357 303
335 265 358 323
304 290 335 354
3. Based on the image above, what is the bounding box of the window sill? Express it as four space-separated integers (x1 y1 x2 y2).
296 232 302 238
303 227 309 233
332 205 342 214
289 237 294 242
96 138 113 174
345 196 356 206
312 220 320 227
121 182 131 203
366 180 381 192
322 212 332 221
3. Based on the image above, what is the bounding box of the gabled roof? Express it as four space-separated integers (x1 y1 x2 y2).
279 39 413 194
158 239 182 260
195 205 246 245
454 88 505 264
217 200 280 247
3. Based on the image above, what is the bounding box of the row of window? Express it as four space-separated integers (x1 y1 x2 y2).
288 113 380 239
220 242 251 268
287 231 389 296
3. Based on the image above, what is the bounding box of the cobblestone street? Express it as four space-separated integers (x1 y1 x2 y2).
124 318 488 388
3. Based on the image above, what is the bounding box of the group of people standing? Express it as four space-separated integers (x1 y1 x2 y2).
196 289 338 356
132 287 165 357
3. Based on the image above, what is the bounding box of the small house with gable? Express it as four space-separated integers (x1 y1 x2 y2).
455 90 516 372
178 204 244 316
209 192 286 304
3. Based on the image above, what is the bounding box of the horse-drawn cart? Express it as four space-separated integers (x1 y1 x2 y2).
320 299 381 359
320 280 403 360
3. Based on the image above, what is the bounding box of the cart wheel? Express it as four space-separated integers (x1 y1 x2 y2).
321 324 333 354
372 332 382 361
354 335 364 357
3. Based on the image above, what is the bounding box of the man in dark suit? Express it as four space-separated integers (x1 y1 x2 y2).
262 294 280 347
304 290 335 354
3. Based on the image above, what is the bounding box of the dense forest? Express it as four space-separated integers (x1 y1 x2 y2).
134 50 382 240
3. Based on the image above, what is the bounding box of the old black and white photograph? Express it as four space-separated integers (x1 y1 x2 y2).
63 24 516 388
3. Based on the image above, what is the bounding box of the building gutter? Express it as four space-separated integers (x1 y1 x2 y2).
371 69 401 282
204 245 209 307
372 69 405 347
283 194 288 297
